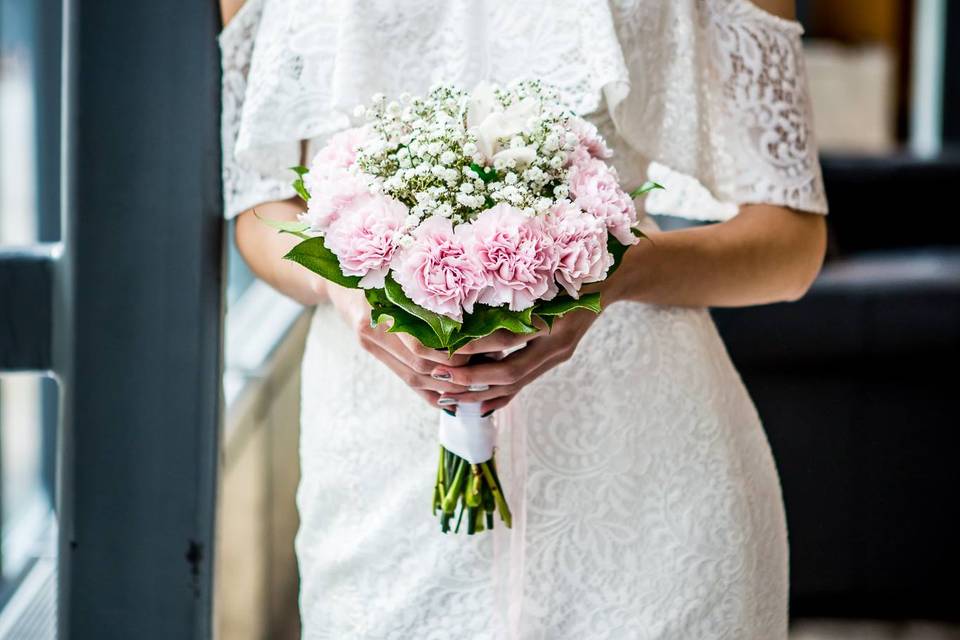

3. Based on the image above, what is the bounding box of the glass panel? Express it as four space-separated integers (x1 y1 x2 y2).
0 374 55 606
0 0 38 245
226 220 255 306
0 0 59 629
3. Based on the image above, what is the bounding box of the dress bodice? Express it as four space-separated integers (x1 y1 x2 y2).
219 0 828 222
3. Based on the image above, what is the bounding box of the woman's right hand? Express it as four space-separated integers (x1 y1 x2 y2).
326 284 473 408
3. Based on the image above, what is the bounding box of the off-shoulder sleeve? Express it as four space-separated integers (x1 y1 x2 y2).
606 0 828 219
218 0 347 219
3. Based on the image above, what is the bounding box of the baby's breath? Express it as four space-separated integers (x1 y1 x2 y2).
354 81 575 225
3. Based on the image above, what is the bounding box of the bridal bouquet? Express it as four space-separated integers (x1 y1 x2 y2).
264 81 659 534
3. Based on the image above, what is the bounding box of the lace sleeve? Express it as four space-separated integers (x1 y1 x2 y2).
608 0 828 219
219 0 296 219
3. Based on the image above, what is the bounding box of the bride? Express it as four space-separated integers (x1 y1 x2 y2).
220 0 828 638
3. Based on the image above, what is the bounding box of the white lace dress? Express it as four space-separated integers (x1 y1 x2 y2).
219 2 828 638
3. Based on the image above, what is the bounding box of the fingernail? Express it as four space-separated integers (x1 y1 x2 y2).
438 397 458 406
431 370 452 381
482 410 494 418
442 408 456 417
468 383 489 392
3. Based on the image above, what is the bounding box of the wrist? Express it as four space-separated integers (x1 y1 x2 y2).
602 237 653 305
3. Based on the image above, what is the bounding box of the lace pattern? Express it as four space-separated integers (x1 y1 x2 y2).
218 0 827 220
219 2 807 637
298 299 789 639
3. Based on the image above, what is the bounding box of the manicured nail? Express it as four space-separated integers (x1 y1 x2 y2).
468 383 489 392
481 410 494 418
431 370 452 381
442 408 456 417
438 397 458 406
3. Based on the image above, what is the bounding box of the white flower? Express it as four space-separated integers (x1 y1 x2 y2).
440 150 456 165
466 82 541 162
397 234 415 249
493 145 536 169
462 142 478 156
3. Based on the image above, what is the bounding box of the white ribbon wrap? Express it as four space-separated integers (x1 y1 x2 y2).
438 402 495 464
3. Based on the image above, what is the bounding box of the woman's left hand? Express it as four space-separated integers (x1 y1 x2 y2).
429 307 601 414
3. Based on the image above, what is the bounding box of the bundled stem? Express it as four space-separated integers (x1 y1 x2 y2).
434 445 512 534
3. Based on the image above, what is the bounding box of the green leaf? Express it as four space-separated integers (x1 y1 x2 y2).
606 229 646 277
254 212 311 240
469 162 500 184
383 276 461 345
290 166 311 200
629 181 664 199
532 292 602 317
445 335 476 354
446 304 539 354
536 314 557 331
369 303 445 349
292 177 311 201
283 236 361 288
457 305 538 339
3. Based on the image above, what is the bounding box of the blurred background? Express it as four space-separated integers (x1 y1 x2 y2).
0 0 957 638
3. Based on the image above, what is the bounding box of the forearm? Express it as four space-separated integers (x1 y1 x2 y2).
234 198 327 306
606 204 827 308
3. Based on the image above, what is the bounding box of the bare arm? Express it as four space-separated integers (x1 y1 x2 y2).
605 204 827 308
234 202 329 306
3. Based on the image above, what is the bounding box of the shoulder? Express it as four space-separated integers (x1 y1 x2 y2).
220 0 246 27
745 0 795 20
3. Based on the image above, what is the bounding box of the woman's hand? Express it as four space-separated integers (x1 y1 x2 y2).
327 285 478 408
429 306 601 415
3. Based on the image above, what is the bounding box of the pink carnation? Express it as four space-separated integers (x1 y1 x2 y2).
567 157 639 246
393 216 486 322
299 127 374 234
311 126 369 171
466 204 559 311
299 168 371 234
567 116 612 160
323 194 408 289
546 201 613 298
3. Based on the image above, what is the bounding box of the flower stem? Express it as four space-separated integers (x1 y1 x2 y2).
480 461 512 528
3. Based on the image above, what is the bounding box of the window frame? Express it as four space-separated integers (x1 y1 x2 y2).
1 0 225 637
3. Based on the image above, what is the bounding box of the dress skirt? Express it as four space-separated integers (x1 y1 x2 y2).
296 299 788 640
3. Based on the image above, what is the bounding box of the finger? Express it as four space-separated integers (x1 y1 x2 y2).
364 329 441 376
363 340 466 395
439 382 518 405
480 394 516 415
454 328 540 356
439 355 561 404
431 338 556 386
395 333 470 366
